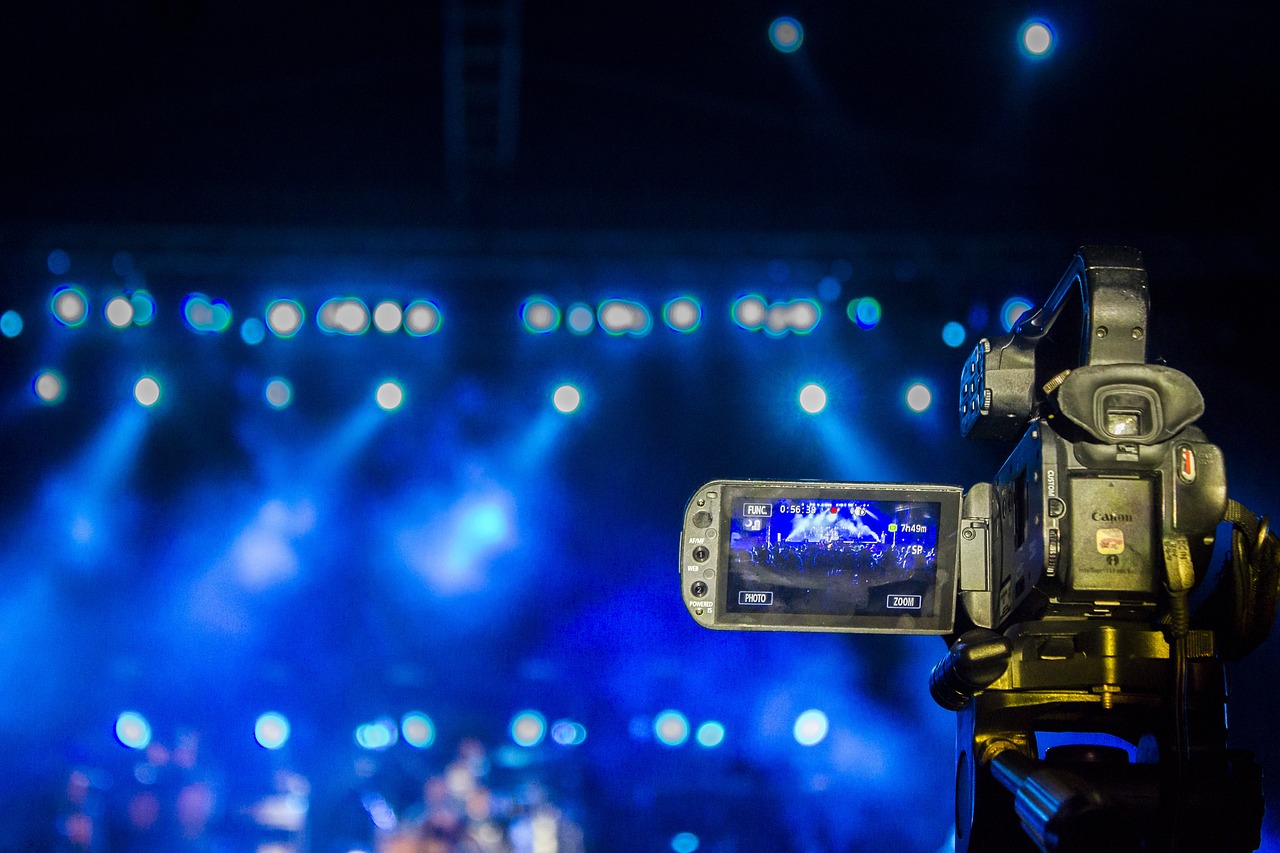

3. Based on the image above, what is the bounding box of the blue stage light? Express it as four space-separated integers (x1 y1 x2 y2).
793 709 829 746
566 302 595 334
134 376 161 407
401 713 436 748
553 384 582 414
906 383 933 413
671 832 701 853
104 295 135 328
255 712 291 750
47 249 71 275
1 310 23 338
264 378 293 409
769 16 804 53
942 321 966 348
356 719 398 750
732 295 768 331
599 298 652 336
1000 296 1035 332
1019 19 1055 58
240 317 266 345
848 297 881 329
695 721 726 748
521 297 560 334
376 381 404 411
663 297 702 332
373 300 403 333
183 293 233 333
404 300 442 336
551 720 587 746
510 711 546 747
115 711 152 749
266 299 305 338
51 286 89 327
33 371 65 404
129 291 156 325
799 383 827 414
653 710 690 747
318 297 370 335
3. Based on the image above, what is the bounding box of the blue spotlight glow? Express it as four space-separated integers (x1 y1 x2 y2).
115 712 152 749
34 371 66 404
769 16 804 53
553 384 582 414
793 709 829 746
906 383 933 413
942 321 966 348
318 297 370 335
51 286 89 327
104 295 135 328
376 381 404 411
766 299 821 336
799 383 828 414
255 712 291 750
355 719 399 750
404 300 442 336
401 713 436 748
47 249 71 275
1 310 23 338
266 299 305 338
1019 19 1055 58
551 720 588 746
663 297 702 332
134 376 161 407
183 293 233 333
598 298 652 336
817 275 841 301
521 297 560 333
848 297 882 329
671 832 700 853
373 300 403 333
566 302 595 334
732 294 768 330
511 711 547 747
129 291 156 325
653 710 690 747
1001 296 1035 332
695 721 726 748
240 317 266 345
264 378 293 409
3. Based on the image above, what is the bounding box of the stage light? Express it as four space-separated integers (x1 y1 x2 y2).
848 297 881 329
255 712 291 750
51 286 88 327
818 275 841 301
769 16 804 53
401 713 436 749
732 294 768 330
766 299 820 336
240 318 266 345
183 293 232 333
318 297 370 335
1019 19 1055 58
663 297 702 332
134 376 161 407
566 302 595 334
653 710 689 747
510 711 546 747
942 321 966 348
403 300 441 336
551 720 588 746
104 295 134 328
799 383 827 414
793 709 829 746
266 299 305 338
695 721 726 748
47 249 71 275
264 378 293 409
1 310 23 338
376 381 404 411
906 383 933 413
373 300 402 333
1000 296 1034 332
671 832 701 853
115 711 152 749
129 291 156 325
552 384 581 414
598 298 652 336
355 719 398 750
521 296 560 334
34 371 66 404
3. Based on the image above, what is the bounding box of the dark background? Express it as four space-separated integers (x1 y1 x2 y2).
1 2 1277 851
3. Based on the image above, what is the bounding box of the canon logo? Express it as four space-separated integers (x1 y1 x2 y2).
1092 511 1133 523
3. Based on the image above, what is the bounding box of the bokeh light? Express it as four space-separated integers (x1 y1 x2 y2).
566 302 595 334
104 295 135 328
521 297 560 333
129 291 156 325
1 310 23 338
401 713 436 748
906 382 933 413
1020 19 1055 58
115 712 152 750
47 249 71 275
942 321 966 348
51 286 89 327
848 296 882 329
598 299 652 336
1001 296 1035 332
373 300 403 333
552 384 582 414
510 711 547 747
318 297 370 335
793 709 829 746
769 16 804 53
663 296 702 332
355 719 399 750
33 371 65 404
240 317 266 345
376 381 404 411
254 712 291 750
134 376 162 407
550 719 588 746
799 383 827 414
695 721 725 748
264 378 293 409
183 293 233 333
653 710 689 747
266 299 305 338
671 832 701 853
732 295 768 330
404 300 442 336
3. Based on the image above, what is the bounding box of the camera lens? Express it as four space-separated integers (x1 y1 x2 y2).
690 581 708 598
691 545 710 562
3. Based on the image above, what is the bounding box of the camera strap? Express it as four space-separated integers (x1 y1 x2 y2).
1221 500 1280 659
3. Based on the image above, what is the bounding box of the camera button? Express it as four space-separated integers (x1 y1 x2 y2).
1047 497 1066 518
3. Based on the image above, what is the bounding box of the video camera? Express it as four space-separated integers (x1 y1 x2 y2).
679 247 1279 852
